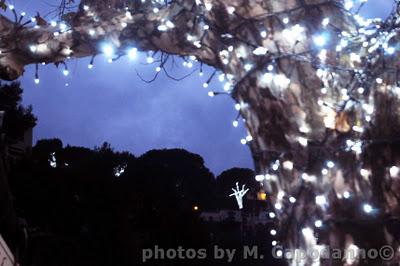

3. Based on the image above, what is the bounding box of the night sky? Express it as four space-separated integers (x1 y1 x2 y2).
8 0 392 174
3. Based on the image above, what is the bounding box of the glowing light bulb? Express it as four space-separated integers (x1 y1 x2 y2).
282 17 289 24
289 197 296 203
360 169 369 177
223 83 231 91
166 20 175 28
128 47 137 59
157 25 167 31
269 212 276 218
363 203 373 214
29 45 37 53
205 3 212 11
261 73 273 84
34 78 40 84
298 137 308 146
313 34 328 47
260 30 267 38
302 227 313 238
244 64 253 71
270 229 277 236
390 166 399 178
255 175 265 182
343 191 350 199
315 195 327 206
322 18 330 27
59 22 67 31
63 69 69 76
283 161 293 170
102 44 114 58
88 64 93 69
226 6 235 14
277 191 285 199
387 47 395 54
344 1 354 10
147 57 154 64
315 220 323 228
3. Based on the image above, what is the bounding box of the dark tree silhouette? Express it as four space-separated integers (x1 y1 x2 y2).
0 82 36 139
0 81 36 254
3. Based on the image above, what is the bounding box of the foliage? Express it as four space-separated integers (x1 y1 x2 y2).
9 140 274 266
0 82 36 139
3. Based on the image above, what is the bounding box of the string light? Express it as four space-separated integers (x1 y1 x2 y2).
255 174 265 182
313 34 328 47
390 166 399 177
315 195 327 206
343 191 351 199
363 204 373 214
29 45 37 53
102 44 114 58
314 220 323 228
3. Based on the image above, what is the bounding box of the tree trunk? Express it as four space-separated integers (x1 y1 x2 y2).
1 0 400 265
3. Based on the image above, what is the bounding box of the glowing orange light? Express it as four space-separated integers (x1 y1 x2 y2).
258 192 267 201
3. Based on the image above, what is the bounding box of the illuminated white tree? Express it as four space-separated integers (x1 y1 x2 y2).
229 182 249 209
1 0 400 264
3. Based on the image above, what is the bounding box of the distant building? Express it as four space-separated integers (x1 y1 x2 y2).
200 209 272 225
